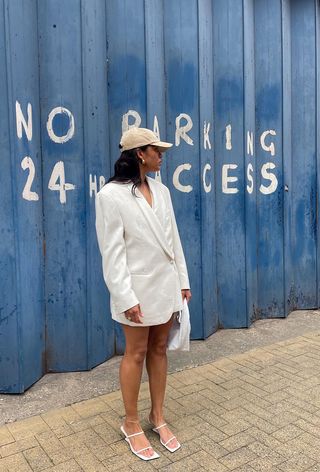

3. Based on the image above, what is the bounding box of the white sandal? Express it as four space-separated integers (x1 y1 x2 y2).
151 422 181 453
120 425 160 461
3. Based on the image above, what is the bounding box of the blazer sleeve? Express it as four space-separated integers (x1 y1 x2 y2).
95 192 139 314
165 188 190 290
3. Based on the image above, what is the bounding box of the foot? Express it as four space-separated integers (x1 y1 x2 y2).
149 414 180 450
123 419 155 459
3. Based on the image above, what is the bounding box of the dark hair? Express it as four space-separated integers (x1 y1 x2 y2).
108 145 148 195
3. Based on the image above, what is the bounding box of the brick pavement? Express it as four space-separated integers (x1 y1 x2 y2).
2 332 320 471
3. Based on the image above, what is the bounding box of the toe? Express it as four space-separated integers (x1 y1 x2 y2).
168 437 179 448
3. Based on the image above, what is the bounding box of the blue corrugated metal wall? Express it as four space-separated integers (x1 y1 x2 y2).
0 0 319 392
0 0 44 393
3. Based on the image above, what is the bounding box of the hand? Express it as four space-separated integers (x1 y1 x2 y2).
124 304 144 324
181 289 192 303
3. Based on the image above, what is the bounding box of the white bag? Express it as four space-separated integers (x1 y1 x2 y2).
167 299 191 351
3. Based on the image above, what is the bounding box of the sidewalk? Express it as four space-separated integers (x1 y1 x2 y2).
2 325 320 470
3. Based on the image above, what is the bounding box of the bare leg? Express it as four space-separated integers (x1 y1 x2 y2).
120 324 155 458
146 316 179 449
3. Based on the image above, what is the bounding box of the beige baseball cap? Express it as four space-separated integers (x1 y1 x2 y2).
120 127 173 152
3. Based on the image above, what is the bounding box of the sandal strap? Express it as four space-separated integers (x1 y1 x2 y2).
154 423 167 430
164 436 176 446
127 430 144 438
136 446 153 453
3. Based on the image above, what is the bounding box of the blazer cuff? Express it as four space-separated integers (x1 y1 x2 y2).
179 275 190 290
114 293 139 314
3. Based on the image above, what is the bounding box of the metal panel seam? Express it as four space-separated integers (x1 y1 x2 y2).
35 0 46 373
315 0 319 306
143 0 148 128
242 0 249 326
280 0 286 315
162 0 169 183
3 0 22 391
105 0 112 182
79 0 89 369
212 0 219 327
196 0 204 339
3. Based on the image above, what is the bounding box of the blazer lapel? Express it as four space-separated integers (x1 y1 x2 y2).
130 180 174 260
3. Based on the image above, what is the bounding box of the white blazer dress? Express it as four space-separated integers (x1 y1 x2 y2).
95 176 190 326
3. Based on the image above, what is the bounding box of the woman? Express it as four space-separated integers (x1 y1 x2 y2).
95 127 191 461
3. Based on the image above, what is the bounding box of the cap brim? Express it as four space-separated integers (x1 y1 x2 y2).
152 141 173 152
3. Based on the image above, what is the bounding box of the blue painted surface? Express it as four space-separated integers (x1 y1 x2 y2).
213 0 247 328
255 0 285 319
317 0 320 308
1 0 320 392
198 0 218 337
244 0 258 325
0 0 44 392
282 0 294 316
290 0 317 308
38 0 88 371
0 0 20 393
80 0 114 369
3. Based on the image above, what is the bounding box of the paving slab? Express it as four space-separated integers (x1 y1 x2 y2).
1 312 320 470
